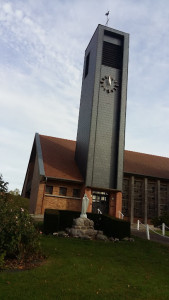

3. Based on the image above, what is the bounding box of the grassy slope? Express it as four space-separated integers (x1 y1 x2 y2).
0 236 169 300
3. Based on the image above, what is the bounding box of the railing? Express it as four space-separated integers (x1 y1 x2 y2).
137 220 169 241
118 211 124 219
97 208 102 214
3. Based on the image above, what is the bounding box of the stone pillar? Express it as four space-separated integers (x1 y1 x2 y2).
84 187 92 213
130 176 134 224
115 192 122 219
144 178 148 224
157 180 161 217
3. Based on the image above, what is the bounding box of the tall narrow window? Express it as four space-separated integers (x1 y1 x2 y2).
84 52 90 78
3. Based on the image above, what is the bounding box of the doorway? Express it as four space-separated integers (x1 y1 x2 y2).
92 191 109 214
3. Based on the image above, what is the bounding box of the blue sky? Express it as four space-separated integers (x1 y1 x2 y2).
0 0 169 192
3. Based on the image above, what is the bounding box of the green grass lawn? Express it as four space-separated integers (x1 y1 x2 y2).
0 236 169 300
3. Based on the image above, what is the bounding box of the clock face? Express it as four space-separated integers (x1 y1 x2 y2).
100 76 119 93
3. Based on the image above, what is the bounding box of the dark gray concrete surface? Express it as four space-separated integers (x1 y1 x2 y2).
131 228 169 246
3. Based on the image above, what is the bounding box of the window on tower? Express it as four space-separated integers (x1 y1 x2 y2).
84 52 90 78
102 41 123 69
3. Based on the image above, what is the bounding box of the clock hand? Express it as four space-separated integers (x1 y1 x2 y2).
108 76 112 86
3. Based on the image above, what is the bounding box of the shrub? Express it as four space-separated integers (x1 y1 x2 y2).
44 209 80 234
88 213 130 239
44 209 130 239
44 209 60 234
33 221 44 232
59 210 80 230
152 213 169 228
0 194 41 264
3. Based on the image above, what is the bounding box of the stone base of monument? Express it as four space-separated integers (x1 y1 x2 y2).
66 217 106 240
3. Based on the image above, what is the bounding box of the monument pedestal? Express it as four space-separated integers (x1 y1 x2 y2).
67 217 99 239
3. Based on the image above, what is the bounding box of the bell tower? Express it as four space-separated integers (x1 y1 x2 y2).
75 24 129 208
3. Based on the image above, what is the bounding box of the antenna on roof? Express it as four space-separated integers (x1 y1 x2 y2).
105 10 110 26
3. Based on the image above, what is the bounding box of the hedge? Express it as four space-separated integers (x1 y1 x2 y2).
44 209 130 239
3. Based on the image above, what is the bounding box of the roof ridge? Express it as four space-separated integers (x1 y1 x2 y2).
125 149 169 159
39 134 76 143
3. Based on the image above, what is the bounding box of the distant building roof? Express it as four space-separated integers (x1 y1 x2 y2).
124 150 169 179
39 134 169 182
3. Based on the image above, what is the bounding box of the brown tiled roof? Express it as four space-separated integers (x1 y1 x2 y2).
39 135 169 181
124 150 169 179
39 135 84 182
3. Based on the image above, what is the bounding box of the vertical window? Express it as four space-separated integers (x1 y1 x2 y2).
46 185 53 194
160 183 168 214
59 187 67 196
147 181 156 218
84 52 90 78
122 178 129 216
73 189 80 198
134 179 143 218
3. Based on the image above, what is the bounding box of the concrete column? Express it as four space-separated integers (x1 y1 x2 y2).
157 180 161 217
144 178 148 224
130 176 134 224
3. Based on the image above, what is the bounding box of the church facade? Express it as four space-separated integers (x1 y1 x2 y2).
22 25 169 223
22 133 169 224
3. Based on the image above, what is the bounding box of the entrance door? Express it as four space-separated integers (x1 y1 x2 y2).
92 191 109 214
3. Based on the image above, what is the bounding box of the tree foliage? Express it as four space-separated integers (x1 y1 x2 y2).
152 213 169 227
0 174 8 193
9 188 20 196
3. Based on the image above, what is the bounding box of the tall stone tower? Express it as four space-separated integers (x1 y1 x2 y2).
75 24 129 214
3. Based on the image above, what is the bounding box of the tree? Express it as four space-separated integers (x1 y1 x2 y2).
0 174 8 193
9 188 20 196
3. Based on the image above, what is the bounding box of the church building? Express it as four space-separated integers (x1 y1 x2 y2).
22 25 169 224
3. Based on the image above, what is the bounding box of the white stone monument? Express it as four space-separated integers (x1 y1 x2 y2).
80 193 89 218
